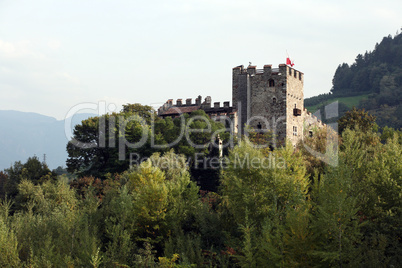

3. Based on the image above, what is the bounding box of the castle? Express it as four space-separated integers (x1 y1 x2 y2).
158 63 325 147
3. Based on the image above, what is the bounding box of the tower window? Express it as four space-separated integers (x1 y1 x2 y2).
289 69 292 75
293 126 298 136
299 72 302 80
294 71 297 78
273 97 276 104
269 79 275 87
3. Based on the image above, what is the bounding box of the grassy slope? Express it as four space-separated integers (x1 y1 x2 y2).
305 94 369 113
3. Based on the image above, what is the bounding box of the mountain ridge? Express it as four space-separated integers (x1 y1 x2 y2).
0 110 96 171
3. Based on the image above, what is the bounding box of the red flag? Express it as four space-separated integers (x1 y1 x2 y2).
286 57 294 67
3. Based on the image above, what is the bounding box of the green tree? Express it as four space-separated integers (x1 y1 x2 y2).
67 106 230 185
0 218 21 267
338 107 377 134
380 126 402 144
4 156 56 199
0 171 7 199
157 110 231 162
99 150 201 264
66 110 154 177
341 127 402 266
220 141 311 266
122 103 156 124
101 186 137 267
126 162 170 245
9 177 100 267
220 141 308 228
310 163 362 267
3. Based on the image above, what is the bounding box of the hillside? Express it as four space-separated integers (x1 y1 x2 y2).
0 111 95 170
305 32 402 129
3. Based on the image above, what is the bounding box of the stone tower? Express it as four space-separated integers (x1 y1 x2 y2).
232 64 304 146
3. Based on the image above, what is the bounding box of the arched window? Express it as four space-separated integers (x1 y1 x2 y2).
269 79 275 87
273 97 276 104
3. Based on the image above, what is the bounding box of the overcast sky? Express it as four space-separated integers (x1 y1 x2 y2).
0 0 400 120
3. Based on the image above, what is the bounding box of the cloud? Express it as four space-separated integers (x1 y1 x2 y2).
0 40 46 59
0 0 401 118
0 38 87 119
48 40 61 51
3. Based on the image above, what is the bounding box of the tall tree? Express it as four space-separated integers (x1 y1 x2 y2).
338 107 377 134
310 162 362 266
4 156 55 199
66 110 154 178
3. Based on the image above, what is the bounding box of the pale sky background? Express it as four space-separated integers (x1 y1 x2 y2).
0 0 401 120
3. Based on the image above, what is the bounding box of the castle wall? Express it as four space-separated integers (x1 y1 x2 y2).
284 64 304 146
232 66 248 134
303 108 326 136
160 62 327 149
232 64 306 146
158 96 238 135
248 65 287 143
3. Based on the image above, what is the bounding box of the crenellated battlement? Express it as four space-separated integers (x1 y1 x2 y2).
158 95 233 117
303 108 325 127
232 64 304 81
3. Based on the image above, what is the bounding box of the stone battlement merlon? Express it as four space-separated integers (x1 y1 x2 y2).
158 95 232 116
232 64 304 81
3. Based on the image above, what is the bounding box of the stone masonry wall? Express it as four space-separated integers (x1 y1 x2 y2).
284 64 304 146
248 65 288 144
232 66 248 134
303 108 326 135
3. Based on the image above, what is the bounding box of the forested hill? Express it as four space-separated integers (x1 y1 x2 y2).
305 32 402 129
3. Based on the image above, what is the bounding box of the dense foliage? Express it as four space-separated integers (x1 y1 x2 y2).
1 115 401 267
66 105 230 182
0 156 56 200
331 33 402 96
338 107 378 134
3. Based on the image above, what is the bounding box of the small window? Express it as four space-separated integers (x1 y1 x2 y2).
293 126 298 136
289 68 292 75
299 72 302 80
309 131 313 137
294 71 297 78
269 79 275 87
257 122 262 129
273 97 276 104
294 104 297 108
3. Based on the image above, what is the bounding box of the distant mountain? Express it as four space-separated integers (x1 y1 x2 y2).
305 32 402 129
0 110 96 171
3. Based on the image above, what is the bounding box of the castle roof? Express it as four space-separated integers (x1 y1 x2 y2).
159 105 201 116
